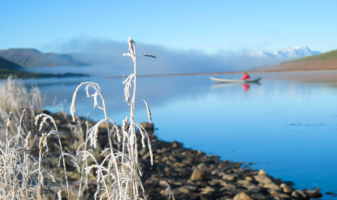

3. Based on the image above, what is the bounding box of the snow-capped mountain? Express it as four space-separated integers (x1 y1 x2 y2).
245 46 321 59
272 46 320 58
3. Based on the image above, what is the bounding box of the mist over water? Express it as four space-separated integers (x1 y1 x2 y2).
41 37 286 76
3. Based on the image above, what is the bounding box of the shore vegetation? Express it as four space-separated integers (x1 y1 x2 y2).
0 38 154 200
0 69 89 79
288 49 337 62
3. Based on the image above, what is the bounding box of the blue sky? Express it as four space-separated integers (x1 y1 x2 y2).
1 0 337 54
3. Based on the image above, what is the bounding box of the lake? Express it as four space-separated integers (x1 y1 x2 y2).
24 66 337 198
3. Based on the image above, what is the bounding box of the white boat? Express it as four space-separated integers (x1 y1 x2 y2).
210 77 261 83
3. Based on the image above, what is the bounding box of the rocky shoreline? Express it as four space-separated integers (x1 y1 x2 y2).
31 110 330 200
138 133 323 200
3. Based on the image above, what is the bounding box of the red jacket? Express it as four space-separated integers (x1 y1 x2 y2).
242 74 250 80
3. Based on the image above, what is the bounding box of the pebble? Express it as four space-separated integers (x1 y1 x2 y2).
233 192 253 200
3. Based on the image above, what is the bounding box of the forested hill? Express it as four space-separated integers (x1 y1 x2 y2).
0 48 89 68
0 55 89 79
288 49 337 62
0 56 23 70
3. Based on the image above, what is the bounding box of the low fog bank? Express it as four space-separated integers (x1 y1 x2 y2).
47 37 285 75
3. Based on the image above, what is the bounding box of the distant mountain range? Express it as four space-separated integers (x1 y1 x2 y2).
0 46 322 69
245 46 321 59
0 49 89 79
0 48 89 68
0 45 332 77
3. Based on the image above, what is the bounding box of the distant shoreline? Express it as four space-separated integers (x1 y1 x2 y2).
103 58 337 81
103 69 337 79
0 69 89 79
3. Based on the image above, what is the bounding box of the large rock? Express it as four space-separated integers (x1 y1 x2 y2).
199 193 214 200
139 148 148 156
177 185 198 193
250 192 266 200
263 183 281 191
277 193 292 199
172 141 182 148
254 174 274 184
190 170 207 181
280 183 294 194
291 190 309 199
139 122 154 130
304 188 323 198
222 174 236 181
98 122 113 128
233 192 253 200
182 157 195 165
220 183 237 191
211 178 227 185
237 179 252 187
203 186 216 193
258 169 266 175
196 162 208 170
246 185 261 192
142 152 150 160
326 192 337 196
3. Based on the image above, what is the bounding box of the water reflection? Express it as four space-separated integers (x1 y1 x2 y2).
19 72 337 199
211 82 261 92
242 84 250 91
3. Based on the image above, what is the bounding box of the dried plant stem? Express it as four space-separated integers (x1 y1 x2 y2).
68 37 154 200
99 97 120 200
3 112 12 200
77 115 89 200
35 113 70 200
129 38 138 199
0 78 72 200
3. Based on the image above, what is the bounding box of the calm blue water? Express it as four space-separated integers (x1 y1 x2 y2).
24 66 337 198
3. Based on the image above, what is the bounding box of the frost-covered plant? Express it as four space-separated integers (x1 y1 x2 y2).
160 181 175 200
0 76 43 136
34 113 70 199
0 76 43 116
70 37 154 200
0 110 68 200
0 77 71 199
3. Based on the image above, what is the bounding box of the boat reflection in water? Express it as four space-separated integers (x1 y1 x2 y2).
210 76 261 91
210 82 261 91
242 83 250 91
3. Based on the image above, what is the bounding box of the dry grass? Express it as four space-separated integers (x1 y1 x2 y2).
0 76 43 137
68 37 155 200
0 37 154 200
0 79 68 199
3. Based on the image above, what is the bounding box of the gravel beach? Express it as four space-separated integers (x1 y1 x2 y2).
30 110 332 200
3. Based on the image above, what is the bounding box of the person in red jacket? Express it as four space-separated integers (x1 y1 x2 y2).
241 72 250 80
